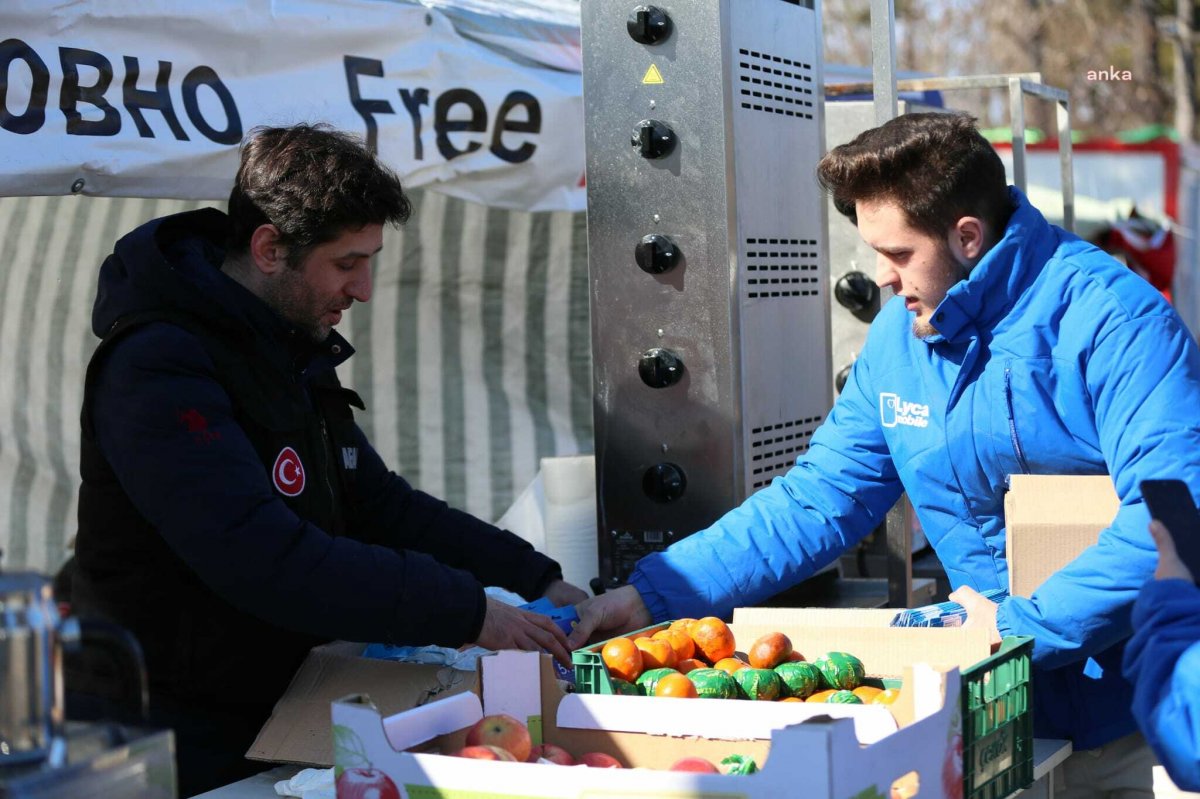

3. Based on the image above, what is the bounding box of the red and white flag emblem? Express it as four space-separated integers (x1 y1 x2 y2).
272 446 305 497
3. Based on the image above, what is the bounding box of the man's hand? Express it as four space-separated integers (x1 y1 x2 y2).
475 597 572 666
948 585 1001 647
566 585 652 649
1150 519 1195 582
542 579 589 607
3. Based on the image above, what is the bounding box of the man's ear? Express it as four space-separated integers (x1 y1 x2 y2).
949 216 986 263
248 224 286 274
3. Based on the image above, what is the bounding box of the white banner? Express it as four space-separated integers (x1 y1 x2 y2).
0 0 586 211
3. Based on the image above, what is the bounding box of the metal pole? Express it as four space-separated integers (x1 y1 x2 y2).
1009 76 1028 193
1056 95 1075 233
870 0 898 125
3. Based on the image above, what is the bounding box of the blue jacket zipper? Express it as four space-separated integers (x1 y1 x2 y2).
1004 364 1031 474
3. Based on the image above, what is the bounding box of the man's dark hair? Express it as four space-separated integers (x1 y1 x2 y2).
817 113 1013 238
227 123 412 267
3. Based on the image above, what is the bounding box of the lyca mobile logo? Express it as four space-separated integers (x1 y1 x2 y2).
880 392 930 428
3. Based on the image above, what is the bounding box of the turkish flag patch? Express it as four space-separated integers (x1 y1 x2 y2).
271 446 306 497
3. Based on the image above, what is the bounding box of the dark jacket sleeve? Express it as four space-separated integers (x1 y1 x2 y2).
91 324 490 647
344 429 563 601
1122 578 1200 791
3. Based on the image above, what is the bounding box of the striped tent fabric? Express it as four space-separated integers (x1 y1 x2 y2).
0 190 593 574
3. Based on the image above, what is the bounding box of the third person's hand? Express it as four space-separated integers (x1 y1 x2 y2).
566 585 652 649
475 597 572 666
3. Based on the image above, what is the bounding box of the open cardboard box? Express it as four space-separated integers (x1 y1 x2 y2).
248 641 480 766
331 648 965 799
1005 474 1119 598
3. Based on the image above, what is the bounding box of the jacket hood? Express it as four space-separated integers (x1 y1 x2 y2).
91 208 353 369
93 208 248 339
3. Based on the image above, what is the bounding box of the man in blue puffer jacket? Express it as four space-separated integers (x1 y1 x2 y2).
569 113 1200 796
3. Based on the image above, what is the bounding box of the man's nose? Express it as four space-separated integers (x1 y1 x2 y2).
348 268 372 303
875 257 897 289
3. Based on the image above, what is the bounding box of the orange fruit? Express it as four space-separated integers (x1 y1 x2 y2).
852 685 884 702
747 632 793 669
712 656 749 675
634 636 677 670
871 688 902 705
669 618 698 633
779 696 805 703
653 629 696 662
601 637 644 683
786 650 806 662
653 672 698 698
806 689 838 703
675 658 706 674
689 617 736 664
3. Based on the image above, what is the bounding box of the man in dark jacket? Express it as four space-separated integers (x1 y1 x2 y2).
71 124 586 795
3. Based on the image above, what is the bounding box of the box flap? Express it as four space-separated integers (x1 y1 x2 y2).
248 642 478 766
728 616 993 676
1006 474 1119 598
555 692 899 744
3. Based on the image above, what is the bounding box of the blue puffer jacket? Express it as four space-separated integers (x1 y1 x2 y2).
1123 579 1200 790
630 188 1200 749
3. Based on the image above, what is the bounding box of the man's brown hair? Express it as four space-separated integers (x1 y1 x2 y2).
226 123 411 268
817 112 1013 238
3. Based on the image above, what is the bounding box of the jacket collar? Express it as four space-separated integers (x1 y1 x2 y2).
925 187 1060 344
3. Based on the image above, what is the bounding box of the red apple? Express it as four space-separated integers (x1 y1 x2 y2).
336 767 402 799
464 713 532 762
456 744 517 761
669 756 720 773
527 743 576 765
579 752 624 768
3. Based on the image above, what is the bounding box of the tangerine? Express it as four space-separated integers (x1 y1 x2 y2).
634 636 677 670
779 696 805 703
669 618 698 633
675 658 706 674
653 629 696 662
712 656 749 675
654 672 699 698
689 617 736 663
747 632 793 669
805 689 838 703
871 688 902 705
852 685 884 702
601 637 644 683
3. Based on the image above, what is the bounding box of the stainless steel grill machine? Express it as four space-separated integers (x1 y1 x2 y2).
582 0 831 588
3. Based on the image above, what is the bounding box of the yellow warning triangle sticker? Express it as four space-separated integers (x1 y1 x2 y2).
641 64 664 85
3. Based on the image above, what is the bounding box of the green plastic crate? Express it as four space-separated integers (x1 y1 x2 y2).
571 622 669 694
573 625 1033 798
959 635 1034 799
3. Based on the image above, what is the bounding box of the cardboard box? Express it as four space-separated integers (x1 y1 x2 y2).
1005 474 1119 598
332 647 966 799
248 641 479 766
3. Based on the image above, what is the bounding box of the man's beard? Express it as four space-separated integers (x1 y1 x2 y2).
911 246 969 338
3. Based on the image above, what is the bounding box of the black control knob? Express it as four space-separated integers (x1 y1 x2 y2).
638 348 684 388
834 270 879 313
643 462 686 503
627 5 672 45
635 234 680 274
835 363 853 394
632 119 676 159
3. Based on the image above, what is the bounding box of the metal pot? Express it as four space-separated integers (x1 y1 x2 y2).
0 571 80 767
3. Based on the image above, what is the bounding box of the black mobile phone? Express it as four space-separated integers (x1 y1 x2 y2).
1140 479 1200 580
